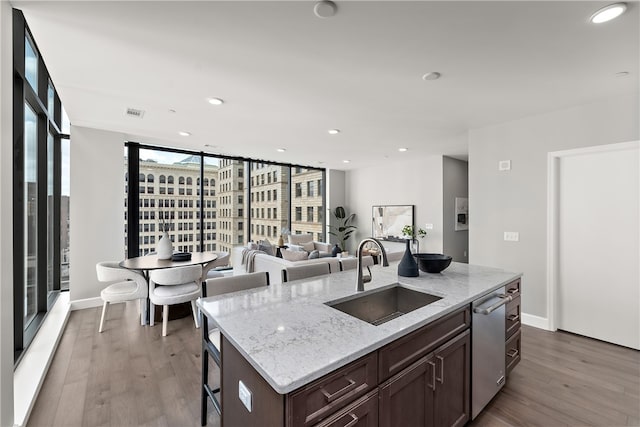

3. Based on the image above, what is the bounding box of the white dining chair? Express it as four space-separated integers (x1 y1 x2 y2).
339 255 374 271
200 251 231 292
201 271 270 423
95 261 148 333
281 263 331 283
149 264 203 337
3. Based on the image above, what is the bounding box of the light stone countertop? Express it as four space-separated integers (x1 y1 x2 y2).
197 261 521 394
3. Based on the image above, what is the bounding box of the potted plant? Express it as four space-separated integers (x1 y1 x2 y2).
401 225 414 240
328 206 356 254
402 225 427 253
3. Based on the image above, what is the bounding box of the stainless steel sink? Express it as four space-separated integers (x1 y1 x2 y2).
326 285 442 326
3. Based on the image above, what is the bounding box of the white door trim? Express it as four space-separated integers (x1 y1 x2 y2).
546 140 639 332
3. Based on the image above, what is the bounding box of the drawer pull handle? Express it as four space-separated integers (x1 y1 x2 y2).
507 348 519 358
507 288 520 297
428 361 436 391
507 314 520 322
320 378 357 402
343 413 359 427
436 356 444 383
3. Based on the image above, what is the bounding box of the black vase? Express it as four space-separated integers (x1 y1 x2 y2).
331 243 342 257
398 239 419 277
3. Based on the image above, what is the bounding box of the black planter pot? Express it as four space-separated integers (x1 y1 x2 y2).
398 239 419 277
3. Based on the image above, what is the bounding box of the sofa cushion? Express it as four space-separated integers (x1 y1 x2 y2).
289 234 313 245
301 241 315 252
282 249 309 261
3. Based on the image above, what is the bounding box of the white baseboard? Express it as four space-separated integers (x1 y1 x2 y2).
521 312 552 330
14 293 71 427
70 296 103 310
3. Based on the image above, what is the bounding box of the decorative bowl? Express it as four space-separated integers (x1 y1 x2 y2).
171 252 192 262
413 253 452 273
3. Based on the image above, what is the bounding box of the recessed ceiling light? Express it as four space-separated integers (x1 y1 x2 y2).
422 72 441 81
343 160 350 164
590 3 627 23
314 0 337 18
398 148 408 152
616 71 630 77
277 148 286 152
178 131 191 137
207 97 224 105
328 129 340 135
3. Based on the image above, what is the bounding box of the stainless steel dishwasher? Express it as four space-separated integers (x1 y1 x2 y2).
471 286 512 419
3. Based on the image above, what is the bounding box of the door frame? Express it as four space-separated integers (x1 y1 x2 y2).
546 140 639 332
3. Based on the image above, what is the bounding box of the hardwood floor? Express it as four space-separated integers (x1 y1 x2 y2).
471 326 640 427
27 303 639 427
27 302 220 427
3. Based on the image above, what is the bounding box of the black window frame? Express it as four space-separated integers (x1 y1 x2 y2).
125 143 326 258
12 9 69 363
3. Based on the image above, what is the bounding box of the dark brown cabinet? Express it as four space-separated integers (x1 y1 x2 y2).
287 353 378 426
221 306 471 427
504 279 522 376
379 356 433 427
433 330 470 427
316 391 379 427
379 330 470 427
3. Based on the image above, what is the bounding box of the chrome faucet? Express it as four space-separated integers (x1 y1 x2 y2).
356 237 389 292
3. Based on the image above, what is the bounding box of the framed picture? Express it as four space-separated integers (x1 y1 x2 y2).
372 205 414 241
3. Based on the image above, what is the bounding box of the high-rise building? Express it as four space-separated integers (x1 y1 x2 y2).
126 155 325 261
126 156 219 256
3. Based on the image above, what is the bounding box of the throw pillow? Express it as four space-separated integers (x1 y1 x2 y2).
258 240 274 256
308 250 320 259
247 241 258 250
281 249 309 261
301 241 315 252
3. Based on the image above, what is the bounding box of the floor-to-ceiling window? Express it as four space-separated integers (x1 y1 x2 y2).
125 143 324 261
13 9 70 361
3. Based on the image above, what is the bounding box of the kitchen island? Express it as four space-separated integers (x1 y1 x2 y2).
197 261 521 426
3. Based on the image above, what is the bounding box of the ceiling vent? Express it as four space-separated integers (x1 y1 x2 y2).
125 107 145 118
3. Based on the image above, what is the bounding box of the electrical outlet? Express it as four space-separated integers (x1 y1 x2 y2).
425 223 434 230
498 160 511 171
238 380 252 412
503 232 519 242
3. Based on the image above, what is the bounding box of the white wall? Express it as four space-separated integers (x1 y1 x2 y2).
325 169 345 246
469 93 640 322
69 126 126 302
345 155 444 254
442 157 468 262
0 2 15 425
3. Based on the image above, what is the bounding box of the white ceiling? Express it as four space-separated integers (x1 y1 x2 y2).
14 1 639 170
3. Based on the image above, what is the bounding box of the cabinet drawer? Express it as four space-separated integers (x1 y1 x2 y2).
505 278 521 299
314 390 378 427
378 306 470 382
288 353 377 426
505 295 521 339
505 329 521 375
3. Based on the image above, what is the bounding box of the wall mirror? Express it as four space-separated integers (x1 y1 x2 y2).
372 205 414 241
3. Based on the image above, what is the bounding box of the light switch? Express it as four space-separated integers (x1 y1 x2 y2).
425 223 434 230
498 160 511 171
503 232 519 242
238 380 252 412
